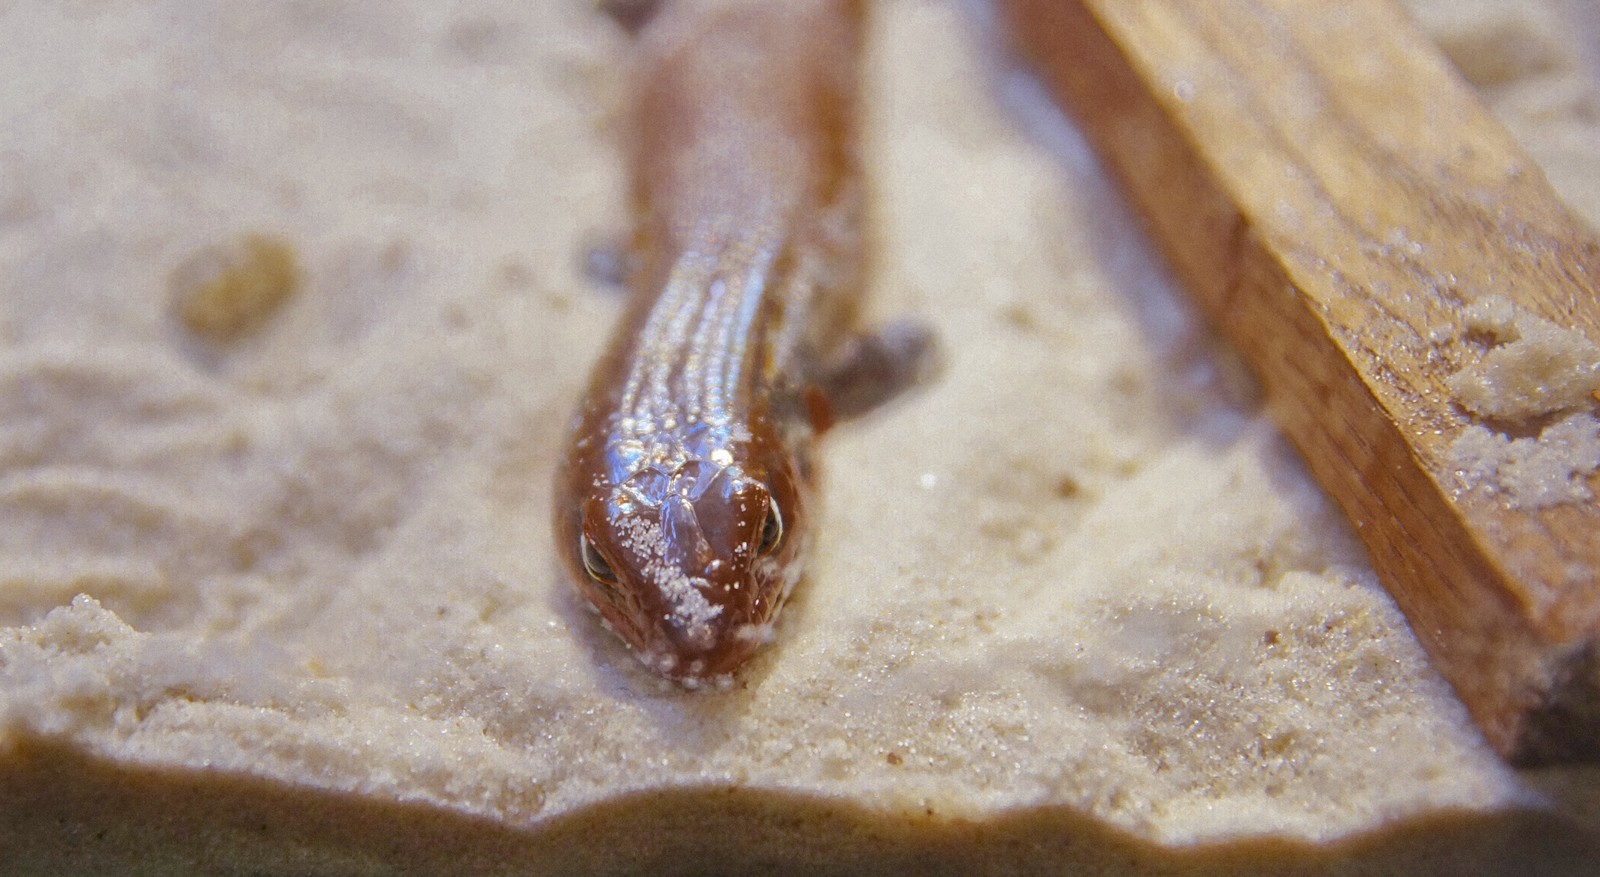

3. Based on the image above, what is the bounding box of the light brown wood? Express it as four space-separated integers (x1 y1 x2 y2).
999 0 1600 763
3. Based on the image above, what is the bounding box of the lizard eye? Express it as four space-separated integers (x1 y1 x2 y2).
758 501 783 555
580 533 619 586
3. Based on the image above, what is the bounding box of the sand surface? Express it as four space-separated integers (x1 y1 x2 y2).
2 0 1599 874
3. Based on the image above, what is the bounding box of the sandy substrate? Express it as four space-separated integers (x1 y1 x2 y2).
2 0 1598 874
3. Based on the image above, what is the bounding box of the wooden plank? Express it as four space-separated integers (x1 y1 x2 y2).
998 0 1600 764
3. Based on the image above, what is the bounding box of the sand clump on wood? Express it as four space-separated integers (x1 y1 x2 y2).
1 0 1598 873
1444 293 1600 509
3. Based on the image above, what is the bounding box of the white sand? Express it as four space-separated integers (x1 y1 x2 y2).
1 0 1598 873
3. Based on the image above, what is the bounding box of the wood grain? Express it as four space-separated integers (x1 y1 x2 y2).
999 0 1600 763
